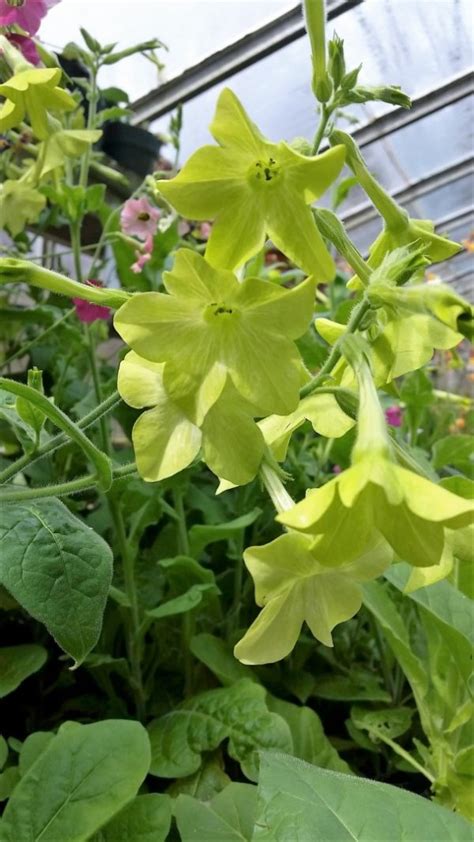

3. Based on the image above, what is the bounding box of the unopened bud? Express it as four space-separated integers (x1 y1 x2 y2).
328 33 346 89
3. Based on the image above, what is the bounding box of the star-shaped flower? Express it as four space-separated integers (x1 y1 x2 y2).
0 68 76 139
234 531 392 664
157 88 345 281
114 248 315 420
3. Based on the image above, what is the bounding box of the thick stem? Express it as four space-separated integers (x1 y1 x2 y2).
0 462 136 502
79 62 99 187
311 103 330 154
0 258 129 308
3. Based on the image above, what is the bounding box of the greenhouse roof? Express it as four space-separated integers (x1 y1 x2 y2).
42 0 473 295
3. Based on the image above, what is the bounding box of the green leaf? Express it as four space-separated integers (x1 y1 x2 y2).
433 435 474 473
266 696 351 773
148 679 292 781
146 583 217 619
0 767 20 802
0 499 113 666
1 720 150 842
311 673 391 703
190 633 257 687
0 645 47 698
188 508 261 557
351 706 413 741
91 794 171 842
175 783 257 842
167 755 231 802
18 733 54 777
253 752 473 840
0 737 7 771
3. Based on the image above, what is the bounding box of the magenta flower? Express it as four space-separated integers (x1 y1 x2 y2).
0 0 60 35
120 197 160 242
6 33 40 64
332 464 342 474
73 280 110 324
385 405 403 427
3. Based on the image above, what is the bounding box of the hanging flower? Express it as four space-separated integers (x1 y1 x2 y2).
234 531 392 664
0 68 76 139
5 33 39 65
157 88 345 281
0 0 60 34
120 197 160 241
73 280 110 324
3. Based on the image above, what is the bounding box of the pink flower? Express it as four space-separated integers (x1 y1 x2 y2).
73 280 110 324
6 33 40 64
0 0 60 35
177 219 191 237
120 197 160 241
332 464 342 474
199 221 212 240
385 405 403 428
131 233 154 274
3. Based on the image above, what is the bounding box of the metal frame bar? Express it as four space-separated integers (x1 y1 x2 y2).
342 155 474 231
131 0 363 124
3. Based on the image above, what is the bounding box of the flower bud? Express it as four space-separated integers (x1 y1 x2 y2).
328 33 346 89
340 64 361 90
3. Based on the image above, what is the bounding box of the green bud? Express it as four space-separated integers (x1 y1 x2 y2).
328 33 346 89
304 0 332 102
369 245 430 289
288 137 314 156
16 368 45 442
353 85 412 109
340 64 361 90
314 73 333 103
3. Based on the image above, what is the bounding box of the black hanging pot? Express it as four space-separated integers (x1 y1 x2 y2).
100 122 162 177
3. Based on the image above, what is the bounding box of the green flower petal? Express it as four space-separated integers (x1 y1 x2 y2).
266 188 336 281
158 146 246 218
403 541 453 593
0 180 46 236
303 572 362 647
371 312 461 384
235 275 315 340
277 481 337 531
376 499 445 567
117 350 166 409
201 385 265 485
210 87 266 157
163 247 237 302
0 98 22 133
132 402 201 482
395 466 474 527
244 532 316 604
315 317 346 345
205 194 266 270
163 361 227 425
234 588 303 664
284 143 346 203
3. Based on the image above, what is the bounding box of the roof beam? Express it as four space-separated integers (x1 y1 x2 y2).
131 0 363 124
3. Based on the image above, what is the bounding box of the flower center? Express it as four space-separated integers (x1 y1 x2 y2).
137 211 151 221
7 0 26 6
204 302 238 323
249 157 280 185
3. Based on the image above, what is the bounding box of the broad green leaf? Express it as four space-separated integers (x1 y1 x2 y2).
267 696 351 773
175 783 257 842
190 633 257 686
1 720 150 842
0 645 47 698
311 673 391 703
0 767 20 802
91 794 171 842
0 500 113 666
148 679 292 781
18 733 54 777
433 434 474 473
254 752 472 840
188 508 261 558
351 706 413 741
167 754 231 801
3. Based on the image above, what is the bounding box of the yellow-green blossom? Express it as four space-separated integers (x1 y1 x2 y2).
0 68 76 139
114 249 315 420
0 180 46 236
234 531 392 664
157 88 345 280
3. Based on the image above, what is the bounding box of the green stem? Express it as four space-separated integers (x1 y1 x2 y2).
0 390 121 485
259 461 295 513
0 378 112 489
79 62 99 187
0 258 129 308
0 462 136 502
375 733 435 784
313 208 371 284
300 297 371 398
312 103 331 154
173 488 194 696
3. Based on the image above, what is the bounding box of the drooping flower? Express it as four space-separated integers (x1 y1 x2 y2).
234 531 392 664
0 68 76 139
385 405 402 427
0 179 46 236
35 128 102 178
0 0 60 34
73 280 110 323
5 33 39 65
120 196 160 241
157 88 345 281
114 248 316 420
279 346 473 569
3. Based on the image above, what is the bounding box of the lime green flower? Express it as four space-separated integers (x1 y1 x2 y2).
234 531 392 663
0 180 45 236
157 89 345 280
368 282 474 342
0 68 76 139
36 129 102 178
118 351 265 485
279 350 473 568
114 249 315 419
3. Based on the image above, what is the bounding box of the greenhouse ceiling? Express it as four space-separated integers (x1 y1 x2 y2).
42 0 473 294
